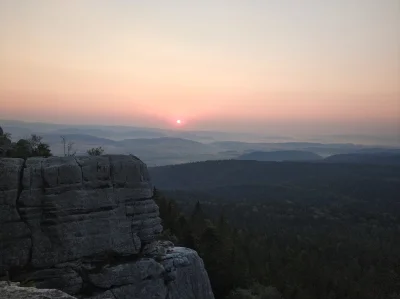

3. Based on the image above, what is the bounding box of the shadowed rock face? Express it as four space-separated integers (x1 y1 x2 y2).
0 155 214 299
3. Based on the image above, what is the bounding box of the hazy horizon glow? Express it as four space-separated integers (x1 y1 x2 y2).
0 0 399 136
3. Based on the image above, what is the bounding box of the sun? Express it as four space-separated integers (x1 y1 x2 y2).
176 119 182 125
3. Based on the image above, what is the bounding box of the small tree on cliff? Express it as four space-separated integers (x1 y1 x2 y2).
87 146 105 156
0 126 12 157
0 127 52 158
10 134 52 158
29 135 52 157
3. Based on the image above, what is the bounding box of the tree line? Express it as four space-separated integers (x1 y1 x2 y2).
0 126 105 158
154 187 400 299
154 188 284 299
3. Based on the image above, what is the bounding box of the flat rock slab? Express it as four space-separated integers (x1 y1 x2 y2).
0 282 77 299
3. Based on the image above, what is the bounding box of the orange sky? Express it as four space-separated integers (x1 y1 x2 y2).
0 0 399 135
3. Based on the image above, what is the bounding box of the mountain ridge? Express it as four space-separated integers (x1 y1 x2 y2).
237 150 322 161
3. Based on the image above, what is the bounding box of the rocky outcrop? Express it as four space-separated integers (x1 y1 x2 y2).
0 155 214 299
0 282 76 299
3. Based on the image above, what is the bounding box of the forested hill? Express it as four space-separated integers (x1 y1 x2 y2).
237 150 322 161
149 159 400 192
324 152 400 165
151 159 400 298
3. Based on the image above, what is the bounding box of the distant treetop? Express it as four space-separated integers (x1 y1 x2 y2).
87 146 105 156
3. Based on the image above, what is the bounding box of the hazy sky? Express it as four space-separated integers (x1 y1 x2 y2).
0 0 399 136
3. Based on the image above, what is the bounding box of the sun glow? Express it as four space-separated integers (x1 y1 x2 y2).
176 119 182 124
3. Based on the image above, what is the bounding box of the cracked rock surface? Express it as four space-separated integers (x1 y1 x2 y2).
0 155 214 299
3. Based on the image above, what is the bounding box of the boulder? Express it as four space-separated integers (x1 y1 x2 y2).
15 268 83 295
0 282 76 299
87 258 164 289
164 247 215 299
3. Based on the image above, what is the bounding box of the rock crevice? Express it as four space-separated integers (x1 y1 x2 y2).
0 155 214 299
15 158 34 271
0 158 32 276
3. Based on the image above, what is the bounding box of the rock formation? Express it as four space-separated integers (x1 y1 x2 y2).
0 282 76 299
0 155 214 299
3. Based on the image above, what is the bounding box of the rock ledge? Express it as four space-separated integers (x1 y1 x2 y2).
0 155 214 299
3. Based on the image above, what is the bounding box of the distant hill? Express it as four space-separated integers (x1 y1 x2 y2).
33 135 226 166
237 150 322 161
118 137 224 166
149 154 400 299
42 134 117 145
353 148 400 154
2 119 399 166
118 137 216 155
211 141 359 150
324 152 400 165
210 141 371 156
149 159 400 192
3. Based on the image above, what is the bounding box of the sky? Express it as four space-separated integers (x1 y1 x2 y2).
0 0 399 136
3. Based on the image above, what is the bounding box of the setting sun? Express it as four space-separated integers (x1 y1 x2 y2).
0 2 399 297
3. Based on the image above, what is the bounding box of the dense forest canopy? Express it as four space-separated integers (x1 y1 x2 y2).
237 150 323 161
152 160 400 299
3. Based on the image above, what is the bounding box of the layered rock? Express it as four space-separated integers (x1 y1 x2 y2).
0 158 31 274
0 155 214 299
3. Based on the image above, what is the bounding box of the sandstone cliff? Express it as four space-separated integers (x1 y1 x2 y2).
0 155 214 299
